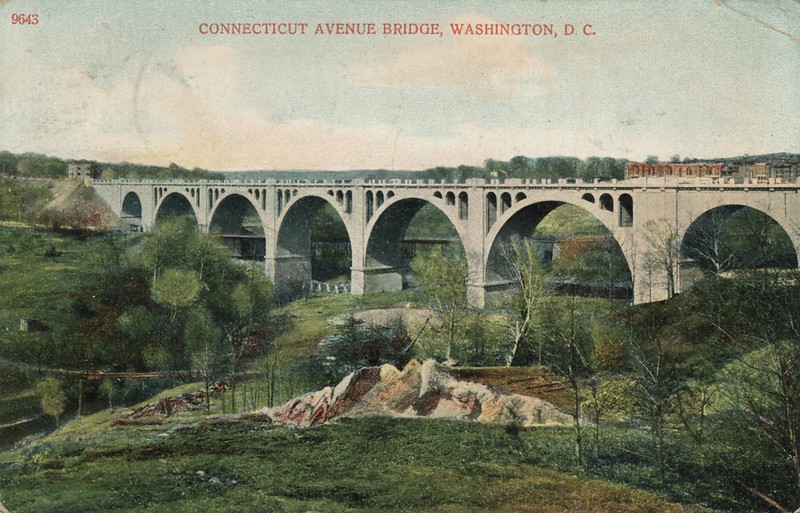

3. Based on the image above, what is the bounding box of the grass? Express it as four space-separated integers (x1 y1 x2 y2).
0 223 118 329
270 291 417 367
0 416 713 513
0 224 141 444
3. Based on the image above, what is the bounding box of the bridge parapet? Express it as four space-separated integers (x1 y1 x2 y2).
93 177 800 198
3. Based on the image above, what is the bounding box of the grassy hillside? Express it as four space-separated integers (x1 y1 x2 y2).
0 415 712 513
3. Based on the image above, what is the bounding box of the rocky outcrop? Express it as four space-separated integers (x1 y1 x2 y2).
267 360 572 428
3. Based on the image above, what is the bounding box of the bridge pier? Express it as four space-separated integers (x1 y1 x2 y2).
351 266 404 295
266 255 312 299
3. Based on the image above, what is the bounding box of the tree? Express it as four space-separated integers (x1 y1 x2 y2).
38 377 66 427
710 276 800 511
622 314 685 476
501 239 547 366
220 272 276 413
545 295 594 466
186 308 223 414
682 209 735 275
152 268 202 373
99 379 115 409
643 220 681 300
410 245 469 362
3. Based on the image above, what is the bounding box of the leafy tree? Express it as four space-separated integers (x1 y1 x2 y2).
219 272 276 412
16 154 67 178
153 268 202 311
320 316 412 379
99 379 115 409
152 268 202 373
0 150 19 176
410 245 468 362
551 237 632 299
37 377 66 427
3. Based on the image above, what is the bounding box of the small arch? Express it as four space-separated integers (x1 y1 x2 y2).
336 190 344 204
582 193 595 203
515 192 527 202
345 191 353 214
387 191 395 199
486 192 498 230
500 192 512 214
327 189 334 196
619 194 633 227
277 190 284 214
433 191 443 199
458 192 469 220
366 191 374 221
376 191 385 208
599 193 614 212
445 192 456 206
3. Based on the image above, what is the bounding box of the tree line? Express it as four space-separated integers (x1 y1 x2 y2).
0 151 221 180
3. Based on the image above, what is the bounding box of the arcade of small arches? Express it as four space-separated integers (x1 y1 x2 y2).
97 178 800 306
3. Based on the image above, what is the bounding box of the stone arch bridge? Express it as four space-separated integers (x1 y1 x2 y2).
92 177 800 306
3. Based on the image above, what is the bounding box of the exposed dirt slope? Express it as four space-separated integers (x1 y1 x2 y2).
267 359 572 428
42 179 119 229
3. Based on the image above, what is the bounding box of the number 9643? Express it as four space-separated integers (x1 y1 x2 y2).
12 13 39 25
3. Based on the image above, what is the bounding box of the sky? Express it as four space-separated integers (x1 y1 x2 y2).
1 0 798 171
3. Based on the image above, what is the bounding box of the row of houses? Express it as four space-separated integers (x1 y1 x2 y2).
626 161 799 182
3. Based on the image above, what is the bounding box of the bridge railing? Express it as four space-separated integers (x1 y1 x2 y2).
305 280 351 295
92 175 800 188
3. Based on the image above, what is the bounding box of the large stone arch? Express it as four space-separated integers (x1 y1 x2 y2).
273 194 356 299
154 192 199 227
679 204 799 285
208 193 266 260
362 196 470 293
484 198 633 294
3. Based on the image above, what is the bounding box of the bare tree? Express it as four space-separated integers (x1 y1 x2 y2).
501 239 547 366
682 208 736 275
643 220 682 299
715 275 800 511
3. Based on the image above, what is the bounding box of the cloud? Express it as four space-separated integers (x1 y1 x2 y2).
349 15 555 99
